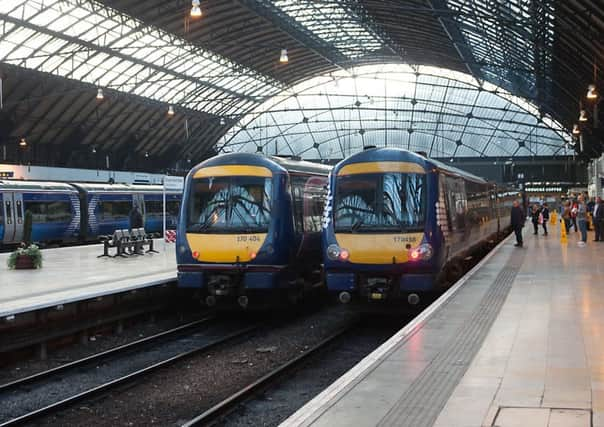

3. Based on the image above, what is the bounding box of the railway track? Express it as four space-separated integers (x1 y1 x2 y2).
0 317 259 426
181 321 358 427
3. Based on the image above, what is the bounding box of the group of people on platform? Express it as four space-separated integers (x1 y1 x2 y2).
510 193 604 248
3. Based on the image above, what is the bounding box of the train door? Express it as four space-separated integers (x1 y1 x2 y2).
2 192 24 244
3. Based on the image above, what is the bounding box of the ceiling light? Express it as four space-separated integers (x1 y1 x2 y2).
579 110 588 122
587 84 597 100
92 146 97 153
18 137 27 147
280 49 289 63
168 105 175 116
220 117 226 126
190 0 202 18
145 151 149 158
572 124 581 135
96 88 104 100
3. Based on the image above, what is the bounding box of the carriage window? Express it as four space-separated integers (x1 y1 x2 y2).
145 200 181 217
26 201 72 223
5 201 12 224
334 173 426 232
98 201 131 220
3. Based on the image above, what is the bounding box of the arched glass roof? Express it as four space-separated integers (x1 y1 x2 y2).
223 64 572 160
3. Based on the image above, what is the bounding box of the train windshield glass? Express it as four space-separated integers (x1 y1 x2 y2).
334 173 426 232
187 176 272 233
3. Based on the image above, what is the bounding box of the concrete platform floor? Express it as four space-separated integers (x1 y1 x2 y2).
0 240 176 317
283 222 604 427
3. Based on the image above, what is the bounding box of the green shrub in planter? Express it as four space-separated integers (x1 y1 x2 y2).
7 244 43 269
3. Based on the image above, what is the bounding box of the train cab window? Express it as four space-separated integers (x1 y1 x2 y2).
334 172 426 232
98 201 131 220
26 201 72 223
187 176 272 233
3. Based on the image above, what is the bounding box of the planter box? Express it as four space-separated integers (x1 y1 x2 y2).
15 254 36 270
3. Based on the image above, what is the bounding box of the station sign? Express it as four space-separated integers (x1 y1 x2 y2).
163 176 184 191
0 171 14 178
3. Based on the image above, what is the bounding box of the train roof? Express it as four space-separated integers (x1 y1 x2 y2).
69 183 181 194
0 180 78 192
192 152 331 176
335 148 488 184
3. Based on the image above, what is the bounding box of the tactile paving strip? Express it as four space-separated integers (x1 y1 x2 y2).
377 249 525 427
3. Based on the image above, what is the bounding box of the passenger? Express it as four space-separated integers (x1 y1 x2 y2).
562 201 572 233
587 196 595 231
129 205 144 230
530 204 541 236
541 202 549 236
571 198 578 232
511 200 524 248
594 197 604 242
576 195 588 246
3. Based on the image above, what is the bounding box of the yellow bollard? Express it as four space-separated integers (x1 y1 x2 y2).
560 218 568 244
550 211 557 225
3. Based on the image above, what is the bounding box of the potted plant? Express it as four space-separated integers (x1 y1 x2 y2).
7 244 43 270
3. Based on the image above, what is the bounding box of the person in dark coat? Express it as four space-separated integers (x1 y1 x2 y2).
541 203 549 236
530 204 541 236
129 205 144 230
511 200 525 247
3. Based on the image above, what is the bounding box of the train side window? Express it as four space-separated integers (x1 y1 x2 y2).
290 177 304 233
16 200 23 224
26 201 72 223
99 201 131 220
445 177 467 231
5 201 12 225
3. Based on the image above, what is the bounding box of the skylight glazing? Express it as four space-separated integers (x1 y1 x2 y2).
223 64 570 160
0 0 282 116
445 0 555 98
270 0 384 59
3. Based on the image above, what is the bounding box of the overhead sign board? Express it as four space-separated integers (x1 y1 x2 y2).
163 176 184 191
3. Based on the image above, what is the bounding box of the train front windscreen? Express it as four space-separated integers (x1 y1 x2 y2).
187 176 272 234
334 172 426 233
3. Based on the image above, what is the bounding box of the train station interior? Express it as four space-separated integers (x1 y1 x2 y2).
1 1 604 426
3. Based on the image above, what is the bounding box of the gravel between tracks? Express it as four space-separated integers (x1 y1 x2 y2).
0 311 204 384
32 306 356 427
218 317 409 427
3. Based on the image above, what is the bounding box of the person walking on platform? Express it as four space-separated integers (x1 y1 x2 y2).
541 203 549 235
594 197 604 241
571 198 579 232
530 204 541 236
577 195 588 247
511 200 524 247
562 200 572 233
129 205 144 231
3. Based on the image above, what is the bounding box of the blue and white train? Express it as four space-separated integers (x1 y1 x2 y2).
1 180 181 247
322 147 517 306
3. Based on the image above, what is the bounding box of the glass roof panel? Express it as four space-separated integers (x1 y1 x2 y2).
224 64 570 160
0 0 282 115
270 0 384 59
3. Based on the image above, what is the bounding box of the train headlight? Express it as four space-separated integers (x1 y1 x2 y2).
410 243 433 261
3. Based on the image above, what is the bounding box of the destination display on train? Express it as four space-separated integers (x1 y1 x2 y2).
0 171 15 178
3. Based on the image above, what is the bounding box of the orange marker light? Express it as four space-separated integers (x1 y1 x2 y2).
250 252 257 260
192 251 200 259
410 249 420 260
339 250 349 261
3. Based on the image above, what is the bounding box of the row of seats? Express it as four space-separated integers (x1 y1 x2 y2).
98 228 158 258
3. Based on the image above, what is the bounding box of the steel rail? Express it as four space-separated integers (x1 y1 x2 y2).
0 322 259 427
182 322 357 427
